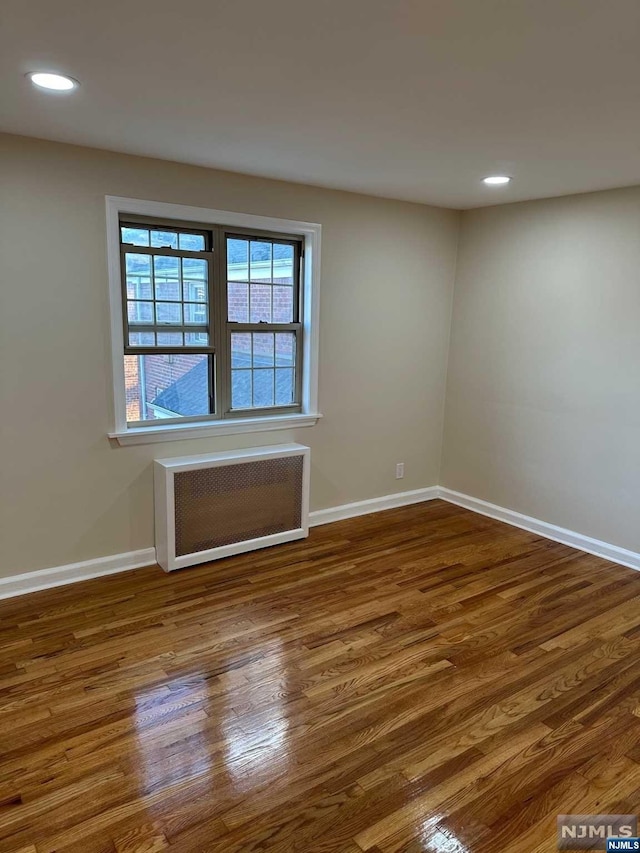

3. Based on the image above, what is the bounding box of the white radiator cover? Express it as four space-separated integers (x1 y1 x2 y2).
154 443 310 572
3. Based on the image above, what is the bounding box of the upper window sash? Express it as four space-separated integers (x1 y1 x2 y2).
120 221 215 355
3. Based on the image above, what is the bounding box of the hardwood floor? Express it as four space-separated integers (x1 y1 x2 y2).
1 500 639 852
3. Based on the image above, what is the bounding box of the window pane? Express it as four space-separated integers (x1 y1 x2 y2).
184 303 208 325
231 369 252 409
128 301 154 324
125 254 153 299
275 368 294 405
275 332 295 366
273 285 294 323
185 332 209 346
250 283 272 323
250 241 272 282
129 332 155 347
273 243 294 284
227 238 249 281
156 302 182 324
155 280 181 301
122 227 150 247
157 332 184 346
154 256 181 300
150 230 178 248
231 333 251 368
178 233 205 251
182 257 207 278
227 281 249 322
183 281 207 303
253 369 275 407
124 354 210 422
182 258 207 300
253 333 274 367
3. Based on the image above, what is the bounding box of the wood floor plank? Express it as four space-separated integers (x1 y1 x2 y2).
0 500 638 852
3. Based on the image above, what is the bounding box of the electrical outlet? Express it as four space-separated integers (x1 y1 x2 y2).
395 462 405 479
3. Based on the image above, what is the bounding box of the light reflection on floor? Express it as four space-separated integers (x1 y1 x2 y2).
132 673 214 795
221 638 291 791
421 818 471 853
130 636 293 803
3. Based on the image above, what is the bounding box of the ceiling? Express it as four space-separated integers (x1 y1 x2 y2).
1 0 640 209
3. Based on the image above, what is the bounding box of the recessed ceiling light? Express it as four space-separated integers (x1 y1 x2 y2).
28 72 79 92
482 175 511 186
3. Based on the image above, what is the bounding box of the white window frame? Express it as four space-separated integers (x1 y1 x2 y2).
105 196 322 446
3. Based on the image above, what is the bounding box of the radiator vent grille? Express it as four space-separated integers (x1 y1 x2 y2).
174 455 304 556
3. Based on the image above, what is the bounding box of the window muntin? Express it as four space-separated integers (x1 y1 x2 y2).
119 219 302 425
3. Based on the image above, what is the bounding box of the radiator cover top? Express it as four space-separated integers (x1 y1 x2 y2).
154 443 310 572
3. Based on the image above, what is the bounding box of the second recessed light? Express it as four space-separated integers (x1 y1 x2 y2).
483 175 511 185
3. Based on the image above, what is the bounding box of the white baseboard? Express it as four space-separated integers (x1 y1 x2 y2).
0 489 440 601
438 487 640 572
0 548 157 601
309 486 439 527
3 484 638 602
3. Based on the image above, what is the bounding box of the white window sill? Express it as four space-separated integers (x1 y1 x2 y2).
108 413 322 446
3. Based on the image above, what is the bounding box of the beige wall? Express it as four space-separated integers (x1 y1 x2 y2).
0 133 460 578
442 187 640 553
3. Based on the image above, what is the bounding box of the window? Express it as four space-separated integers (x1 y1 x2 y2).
107 198 321 444
121 219 302 423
